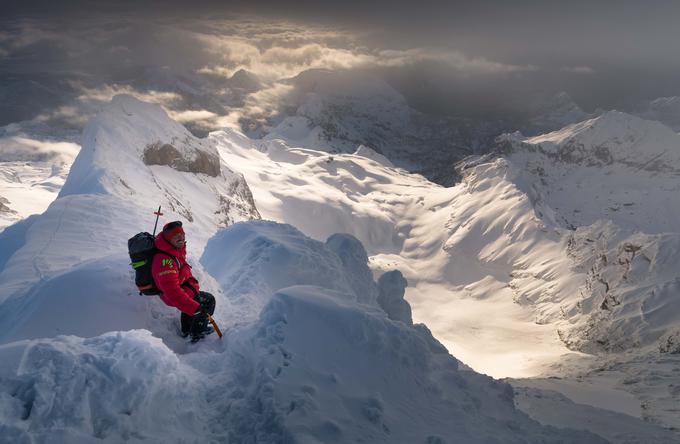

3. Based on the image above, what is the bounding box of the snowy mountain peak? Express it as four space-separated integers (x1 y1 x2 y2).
521 91 591 136
61 94 223 197
635 95 680 132
515 111 680 170
228 68 262 91
0 95 260 346
649 95 680 108
529 111 648 144
55 95 260 231
532 91 586 116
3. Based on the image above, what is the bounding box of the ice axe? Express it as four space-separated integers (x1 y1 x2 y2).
208 314 223 338
152 205 163 236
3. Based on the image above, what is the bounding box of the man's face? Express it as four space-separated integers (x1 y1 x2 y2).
169 232 186 249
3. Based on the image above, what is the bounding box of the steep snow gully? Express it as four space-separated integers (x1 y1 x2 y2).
0 95 678 443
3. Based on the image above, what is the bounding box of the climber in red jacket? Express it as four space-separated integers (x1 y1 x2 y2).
151 221 215 342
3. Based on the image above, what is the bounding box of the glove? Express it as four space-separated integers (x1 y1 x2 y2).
194 307 208 316
196 293 213 312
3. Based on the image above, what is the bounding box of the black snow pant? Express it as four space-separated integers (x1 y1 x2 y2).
180 291 216 337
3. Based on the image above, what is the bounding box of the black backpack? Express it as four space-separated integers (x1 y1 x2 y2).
128 232 180 295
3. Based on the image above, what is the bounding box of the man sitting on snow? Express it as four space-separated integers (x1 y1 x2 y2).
152 221 216 342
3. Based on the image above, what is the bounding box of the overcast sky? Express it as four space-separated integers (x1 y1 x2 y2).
2 0 680 129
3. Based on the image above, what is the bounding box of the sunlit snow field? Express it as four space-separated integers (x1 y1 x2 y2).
1 95 679 443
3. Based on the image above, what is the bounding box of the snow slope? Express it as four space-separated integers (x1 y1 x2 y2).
0 96 610 443
215 128 581 378
0 219 606 443
213 110 680 435
512 382 679 443
494 112 680 353
0 95 259 344
253 71 596 186
260 69 502 184
474 112 680 432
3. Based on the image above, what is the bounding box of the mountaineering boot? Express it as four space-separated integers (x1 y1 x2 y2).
190 325 214 343
183 291 216 342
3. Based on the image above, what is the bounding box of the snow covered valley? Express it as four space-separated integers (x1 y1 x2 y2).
1 95 679 443
0 123 80 231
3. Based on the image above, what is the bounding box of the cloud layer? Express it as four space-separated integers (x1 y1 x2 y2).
1 3 679 135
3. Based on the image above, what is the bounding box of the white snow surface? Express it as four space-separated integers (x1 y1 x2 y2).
493 112 680 354
0 97 612 443
0 122 80 230
0 95 258 343
258 69 489 184
511 382 679 444
215 129 580 378
214 110 680 436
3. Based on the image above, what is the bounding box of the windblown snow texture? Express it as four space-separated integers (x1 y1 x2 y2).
0 220 606 444
494 112 680 353
214 106 680 434
0 96 610 443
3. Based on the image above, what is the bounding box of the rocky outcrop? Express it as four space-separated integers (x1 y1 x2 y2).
659 329 680 354
0 196 16 214
143 142 220 177
215 175 261 226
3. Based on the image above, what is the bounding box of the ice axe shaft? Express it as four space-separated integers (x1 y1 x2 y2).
208 314 223 338
152 205 163 236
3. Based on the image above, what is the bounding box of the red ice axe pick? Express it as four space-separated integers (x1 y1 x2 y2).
208 314 223 338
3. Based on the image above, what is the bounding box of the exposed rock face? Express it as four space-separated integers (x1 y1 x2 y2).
143 142 220 177
216 175 261 226
659 330 680 354
0 196 15 214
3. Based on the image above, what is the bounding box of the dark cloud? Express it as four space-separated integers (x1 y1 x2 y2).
1 0 679 132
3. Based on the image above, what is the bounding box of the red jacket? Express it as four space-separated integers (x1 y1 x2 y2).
151 234 200 315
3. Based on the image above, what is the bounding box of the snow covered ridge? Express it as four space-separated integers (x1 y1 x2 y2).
214 113 680 431
524 91 592 136
634 95 680 132
499 111 680 172
0 95 259 344
60 94 260 224
0 96 607 442
255 72 600 185
0 220 606 443
479 111 680 355
260 69 496 184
